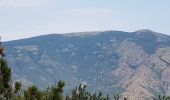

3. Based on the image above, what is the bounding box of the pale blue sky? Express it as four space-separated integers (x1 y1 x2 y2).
0 0 170 41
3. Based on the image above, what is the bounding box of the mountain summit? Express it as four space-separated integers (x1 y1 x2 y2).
4 30 170 99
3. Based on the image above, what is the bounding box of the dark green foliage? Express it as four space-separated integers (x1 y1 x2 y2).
0 58 12 99
58 80 65 89
51 80 65 100
71 84 89 100
24 85 42 100
14 81 22 94
69 83 109 100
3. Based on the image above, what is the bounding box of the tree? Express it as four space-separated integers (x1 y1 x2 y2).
14 81 22 94
51 80 65 100
24 85 42 100
70 83 109 100
13 81 22 100
0 41 12 99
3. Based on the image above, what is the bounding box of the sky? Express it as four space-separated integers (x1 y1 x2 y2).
0 0 170 41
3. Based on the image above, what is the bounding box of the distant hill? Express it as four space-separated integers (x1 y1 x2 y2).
4 29 170 99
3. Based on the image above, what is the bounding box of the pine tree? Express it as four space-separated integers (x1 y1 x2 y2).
24 85 42 100
14 81 22 94
70 83 109 100
51 80 65 100
0 38 12 99
14 81 22 100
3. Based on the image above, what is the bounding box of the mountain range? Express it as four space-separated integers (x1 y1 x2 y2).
3 29 170 100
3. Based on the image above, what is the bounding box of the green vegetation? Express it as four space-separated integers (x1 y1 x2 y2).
0 53 13 99
66 83 109 100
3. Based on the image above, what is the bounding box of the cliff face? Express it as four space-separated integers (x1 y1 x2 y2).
4 30 170 99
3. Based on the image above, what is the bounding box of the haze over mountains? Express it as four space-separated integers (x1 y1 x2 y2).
4 29 170 99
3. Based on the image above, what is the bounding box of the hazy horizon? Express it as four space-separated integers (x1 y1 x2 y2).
1 29 169 42
0 0 170 41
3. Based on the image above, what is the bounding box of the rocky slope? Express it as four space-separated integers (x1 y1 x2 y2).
3 29 170 99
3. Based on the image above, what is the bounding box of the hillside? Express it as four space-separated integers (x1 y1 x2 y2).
4 29 170 99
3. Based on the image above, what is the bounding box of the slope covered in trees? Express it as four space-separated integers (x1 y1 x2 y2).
2 30 170 99
1 40 110 100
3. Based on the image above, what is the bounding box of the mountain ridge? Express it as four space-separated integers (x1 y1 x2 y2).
4 29 170 43
3 29 170 100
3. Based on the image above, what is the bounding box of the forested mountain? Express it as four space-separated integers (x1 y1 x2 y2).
4 29 170 99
